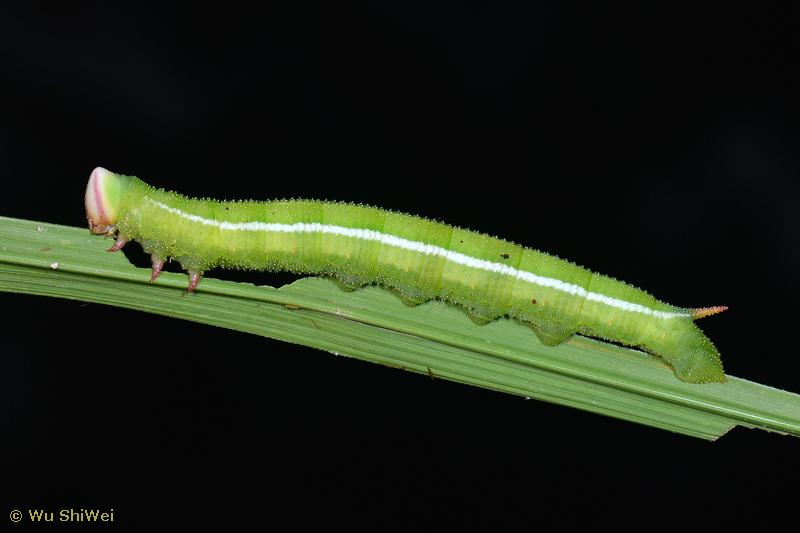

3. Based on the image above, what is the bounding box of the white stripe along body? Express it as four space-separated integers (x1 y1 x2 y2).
85 168 726 383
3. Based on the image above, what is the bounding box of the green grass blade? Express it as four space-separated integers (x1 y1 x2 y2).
2 214 799 440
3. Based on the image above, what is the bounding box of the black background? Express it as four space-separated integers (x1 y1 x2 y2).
2 2 798 524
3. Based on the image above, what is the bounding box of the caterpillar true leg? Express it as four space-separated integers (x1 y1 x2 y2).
108 234 128 252
187 269 202 293
150 253 165 281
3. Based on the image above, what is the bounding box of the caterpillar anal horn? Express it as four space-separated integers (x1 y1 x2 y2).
690 306 728 320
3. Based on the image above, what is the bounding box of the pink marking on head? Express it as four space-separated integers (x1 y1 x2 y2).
91 169 108 217
690 306 728 320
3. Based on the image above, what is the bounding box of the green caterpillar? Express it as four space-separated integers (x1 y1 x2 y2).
85 167 727 383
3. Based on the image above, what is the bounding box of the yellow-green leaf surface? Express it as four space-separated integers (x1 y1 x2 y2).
2 215 799 440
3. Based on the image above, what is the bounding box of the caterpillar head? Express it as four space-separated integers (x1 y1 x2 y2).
85 167 127 235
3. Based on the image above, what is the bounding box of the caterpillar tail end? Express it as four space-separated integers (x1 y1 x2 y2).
690 306 728 320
